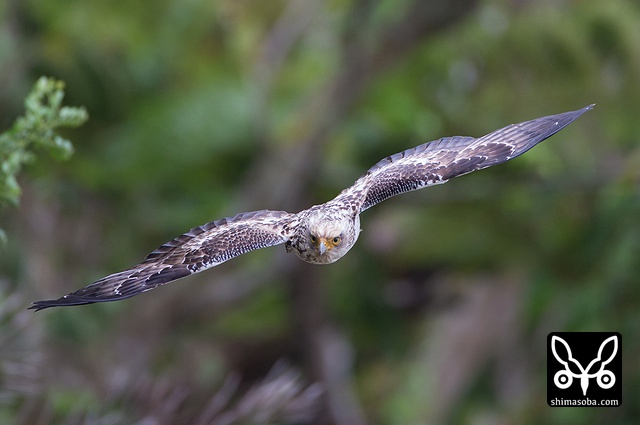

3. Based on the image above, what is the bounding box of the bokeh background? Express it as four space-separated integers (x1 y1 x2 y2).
1 0 639 423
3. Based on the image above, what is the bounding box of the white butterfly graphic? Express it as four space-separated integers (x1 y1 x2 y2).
551 335 617 396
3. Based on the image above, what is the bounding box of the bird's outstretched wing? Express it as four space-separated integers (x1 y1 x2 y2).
342 105 593 212
30 210 296 310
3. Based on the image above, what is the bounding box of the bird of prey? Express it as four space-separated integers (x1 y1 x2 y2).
30 105 593 311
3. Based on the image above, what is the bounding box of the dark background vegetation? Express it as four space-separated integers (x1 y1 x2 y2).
1 0 639 423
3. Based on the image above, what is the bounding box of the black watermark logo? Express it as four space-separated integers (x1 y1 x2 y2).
547 332 621 407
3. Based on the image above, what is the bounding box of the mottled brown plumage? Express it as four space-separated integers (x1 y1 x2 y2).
31 105 593 310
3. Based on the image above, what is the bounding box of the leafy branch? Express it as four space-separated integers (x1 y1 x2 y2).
0 77 87 241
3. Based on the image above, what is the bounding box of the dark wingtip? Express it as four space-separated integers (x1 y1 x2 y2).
559 103 595 129
564 104 594 120
582 103 595 113
29 296 95 312
29 288 150 312
29 302 56 312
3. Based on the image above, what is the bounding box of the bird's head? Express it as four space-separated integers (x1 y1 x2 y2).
304 212 357 264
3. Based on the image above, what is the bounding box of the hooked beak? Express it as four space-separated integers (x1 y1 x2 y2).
318 240 328 255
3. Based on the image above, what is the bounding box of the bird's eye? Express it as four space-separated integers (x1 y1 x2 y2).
332 236 341 246
310 235 317 244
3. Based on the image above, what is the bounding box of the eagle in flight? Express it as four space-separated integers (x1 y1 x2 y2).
31 105 593 311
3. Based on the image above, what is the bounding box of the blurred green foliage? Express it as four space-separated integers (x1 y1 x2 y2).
0 77 87 240
1 0 639 424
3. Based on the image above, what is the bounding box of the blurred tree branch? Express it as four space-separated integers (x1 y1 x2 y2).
243 0 478 210
238 1 479 424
